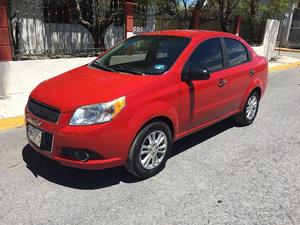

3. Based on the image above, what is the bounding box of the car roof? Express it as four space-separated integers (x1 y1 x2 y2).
139 29 233 39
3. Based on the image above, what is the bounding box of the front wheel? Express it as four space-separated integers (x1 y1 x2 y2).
234 91 260 126
125 121 172 178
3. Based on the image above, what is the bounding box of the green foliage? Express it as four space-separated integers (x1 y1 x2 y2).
138 0 207 15
201 0 294 21
140 0 294 20
265 0 290 19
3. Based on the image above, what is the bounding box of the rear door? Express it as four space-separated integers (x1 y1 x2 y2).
221 38 253 110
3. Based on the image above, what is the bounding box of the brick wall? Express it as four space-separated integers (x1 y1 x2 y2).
0 0 13 61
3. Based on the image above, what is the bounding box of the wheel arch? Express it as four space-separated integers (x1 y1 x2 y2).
252 86 262 99
240 79 263 110
138 116 175 139
125 100 179 150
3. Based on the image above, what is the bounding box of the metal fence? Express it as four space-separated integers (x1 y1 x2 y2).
240 19 267 46
8 0 275 60
9 0 124 60
133 3 193 35
199 4 267 46
288 8 300 47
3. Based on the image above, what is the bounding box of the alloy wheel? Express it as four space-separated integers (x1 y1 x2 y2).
139 131 168 170
246 95 258 120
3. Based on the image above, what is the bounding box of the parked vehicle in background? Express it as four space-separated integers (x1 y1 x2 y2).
25 30 268 178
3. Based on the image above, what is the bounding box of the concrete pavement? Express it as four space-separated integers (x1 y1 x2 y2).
278 51 300 59
0 67 299 225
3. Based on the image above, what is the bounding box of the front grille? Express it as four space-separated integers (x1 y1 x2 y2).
40 131 53 151
28 99 60 123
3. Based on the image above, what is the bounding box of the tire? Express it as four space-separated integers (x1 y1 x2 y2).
125 121 173 178
234 91 260 126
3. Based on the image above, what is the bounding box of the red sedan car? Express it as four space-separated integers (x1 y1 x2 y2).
25 30 268 178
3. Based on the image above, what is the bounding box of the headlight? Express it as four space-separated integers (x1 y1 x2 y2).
69 96 126 125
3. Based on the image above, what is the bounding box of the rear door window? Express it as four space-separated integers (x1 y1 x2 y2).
224 38 249 67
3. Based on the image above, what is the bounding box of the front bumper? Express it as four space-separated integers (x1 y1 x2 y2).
25 108 130 170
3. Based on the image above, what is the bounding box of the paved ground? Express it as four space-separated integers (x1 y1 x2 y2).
0 68 300 225
269 51 300 67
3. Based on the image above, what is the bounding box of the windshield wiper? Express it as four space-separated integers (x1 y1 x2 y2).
89 61 116 72
111 65 145 75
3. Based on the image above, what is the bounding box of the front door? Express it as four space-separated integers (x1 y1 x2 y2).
179 38 234 130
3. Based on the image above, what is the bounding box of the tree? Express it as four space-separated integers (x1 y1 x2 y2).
216 0 240 32
242 0 291 41
249 0 260 40
74 0 124 49
138 0 207 29
263 0 291 19
74 0 195 48
195 0 208 10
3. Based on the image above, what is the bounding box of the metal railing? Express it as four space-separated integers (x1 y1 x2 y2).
9 0 124 60
8 0 277 60
133 3 193 35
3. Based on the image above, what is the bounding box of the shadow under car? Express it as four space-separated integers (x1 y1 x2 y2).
22 118 234 189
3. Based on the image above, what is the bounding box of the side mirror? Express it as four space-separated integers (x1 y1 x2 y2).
182 64 210 81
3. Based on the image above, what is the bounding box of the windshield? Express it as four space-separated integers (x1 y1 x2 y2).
91 35 190 75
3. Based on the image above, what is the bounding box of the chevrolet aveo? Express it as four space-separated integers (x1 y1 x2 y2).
25 30 268 178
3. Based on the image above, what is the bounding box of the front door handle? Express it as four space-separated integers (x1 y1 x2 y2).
249 68 255 76
218 78 227 88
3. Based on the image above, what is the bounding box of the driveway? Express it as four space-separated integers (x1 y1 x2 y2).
0 68 299 225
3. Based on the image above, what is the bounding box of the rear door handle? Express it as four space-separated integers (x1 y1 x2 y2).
249 69 255 76
218 78 227 88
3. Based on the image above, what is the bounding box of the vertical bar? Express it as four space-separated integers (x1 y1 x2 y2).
191 9 201 29
124 1 137 39
25 1 30 55
41 2 46 54
116 1 120 44
0 0 13 60
69 0 72 54
233 15 241 36
48 0 52 55
85 1 89 54
33 2 37 55
92 0 95 54
61 0 65 54
75 2 78 56
55 0 58 55
15 7 20 57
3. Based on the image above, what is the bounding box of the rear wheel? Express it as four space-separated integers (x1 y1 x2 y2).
234 91 260 126
125 121 172 178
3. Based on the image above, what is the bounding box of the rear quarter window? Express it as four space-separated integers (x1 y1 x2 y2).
224 38 250 67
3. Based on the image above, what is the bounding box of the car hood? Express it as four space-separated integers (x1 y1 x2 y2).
30 65 158 112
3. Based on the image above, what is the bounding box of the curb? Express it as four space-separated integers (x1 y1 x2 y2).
0 116 24 131
275 47 300 53
269 61 300 73
1 61 300 131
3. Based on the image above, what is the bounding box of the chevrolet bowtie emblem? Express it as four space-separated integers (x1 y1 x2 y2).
27 116 42 127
